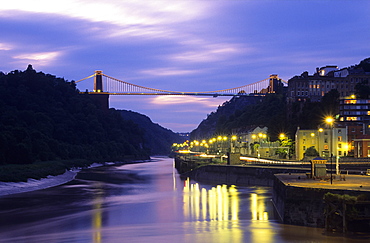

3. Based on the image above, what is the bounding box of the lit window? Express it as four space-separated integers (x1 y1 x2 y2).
346 117 357 121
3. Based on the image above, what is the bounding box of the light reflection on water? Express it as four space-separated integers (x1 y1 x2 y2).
182 178 275 243
0 157 368 242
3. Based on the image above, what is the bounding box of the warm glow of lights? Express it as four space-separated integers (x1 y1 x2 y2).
318 128 324 132
223 136 227 141
325 116 334 124
183 178 240 222
231 135 237 141
310 133 315 137
250 193 268 221
279 133 285 139
251 134 257 139
217 136 222 141
178 150 191 153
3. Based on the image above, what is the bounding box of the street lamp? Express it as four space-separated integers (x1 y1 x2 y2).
325 116 334 184
318 128 323 157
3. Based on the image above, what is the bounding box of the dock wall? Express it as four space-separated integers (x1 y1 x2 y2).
180 164 308 186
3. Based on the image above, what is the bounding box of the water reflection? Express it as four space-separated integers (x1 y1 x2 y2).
183 178 277 243
250 188 273 243
183 178 240 222
92 182 103 243
183 178 243 242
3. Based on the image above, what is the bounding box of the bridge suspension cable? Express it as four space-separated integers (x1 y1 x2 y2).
75 71 284 96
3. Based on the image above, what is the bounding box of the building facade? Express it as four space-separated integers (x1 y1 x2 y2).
287 66 370 103
295 127 349 161
338 97 370 156
353 135 370 158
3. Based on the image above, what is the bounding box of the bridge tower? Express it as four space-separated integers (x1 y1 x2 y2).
94 70 103 92
91 70 109 111
268 74 285 94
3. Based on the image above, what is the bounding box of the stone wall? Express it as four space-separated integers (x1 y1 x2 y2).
180 164 308 186
272 175 370 229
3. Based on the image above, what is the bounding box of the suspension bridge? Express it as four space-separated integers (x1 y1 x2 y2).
75 71 287 97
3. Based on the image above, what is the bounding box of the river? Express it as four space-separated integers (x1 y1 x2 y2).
0 157 366 242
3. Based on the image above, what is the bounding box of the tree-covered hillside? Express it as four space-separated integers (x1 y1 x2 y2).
191 91 340 141
0 65 149 165
119 110 184 155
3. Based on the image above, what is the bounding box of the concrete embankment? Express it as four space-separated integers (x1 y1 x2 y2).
175 157 370 232
180 164 309 186
273 174 370 231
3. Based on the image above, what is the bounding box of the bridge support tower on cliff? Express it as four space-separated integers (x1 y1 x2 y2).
91 70 109 110
94 70 104 92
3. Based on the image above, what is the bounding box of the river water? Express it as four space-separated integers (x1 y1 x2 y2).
0 157 366 243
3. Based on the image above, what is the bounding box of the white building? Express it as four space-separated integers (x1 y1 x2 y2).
295 127 349 160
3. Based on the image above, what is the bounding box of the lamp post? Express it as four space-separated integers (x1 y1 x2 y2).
318 128 323 157
325 117 334 184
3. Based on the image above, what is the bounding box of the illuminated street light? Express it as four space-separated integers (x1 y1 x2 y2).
318 128 323 157
325 116 334 184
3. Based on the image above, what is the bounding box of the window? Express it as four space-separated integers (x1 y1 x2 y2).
338 136 342 141
339 151 342 156
324 138 328 143
338 129 342 133
346 117 358 121
338 143 342 148
303 146 306 151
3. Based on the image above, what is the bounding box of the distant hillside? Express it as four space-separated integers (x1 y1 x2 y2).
119 110 184 155
0 65 149 165
190 91 342 141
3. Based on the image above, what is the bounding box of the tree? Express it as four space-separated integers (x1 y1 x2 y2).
355 81 370 99
304 146 319 157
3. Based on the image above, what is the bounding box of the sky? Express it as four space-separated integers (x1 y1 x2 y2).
1 0 369 133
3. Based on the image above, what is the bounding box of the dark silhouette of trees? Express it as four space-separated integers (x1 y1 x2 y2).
0 65 150 165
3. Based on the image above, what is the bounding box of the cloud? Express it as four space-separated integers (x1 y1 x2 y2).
170 43 244 63
150 95 227 108
0 1 212 40
12 51 61 67
140 67 200 77
0 43 12 51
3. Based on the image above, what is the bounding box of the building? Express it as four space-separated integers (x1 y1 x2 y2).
339 97 370 127
295 127 349 161
338 97 370 156
233 126 268 155
353 135 370 158
287 66 370 103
